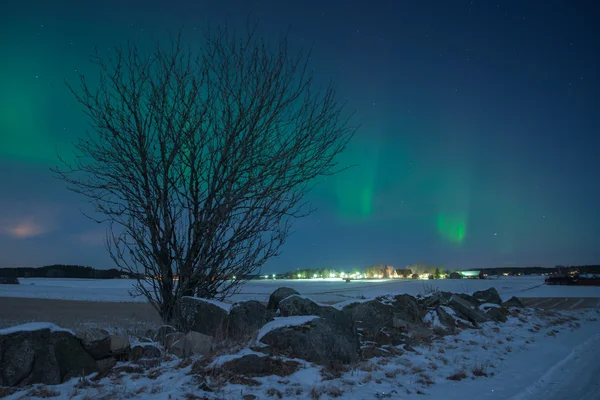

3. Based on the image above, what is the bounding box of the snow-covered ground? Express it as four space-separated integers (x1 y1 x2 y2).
4 276 598 304
3 305 599 400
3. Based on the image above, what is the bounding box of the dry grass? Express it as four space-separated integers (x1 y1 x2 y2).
325 385 344 397
0 387 17 399
472 362 489 377
27 386 60 398
447 370 467 381
411 365 425 374
183 393 207 400
384 369 402 378
266 387 283 398
175 358 194 369
416 373 434 386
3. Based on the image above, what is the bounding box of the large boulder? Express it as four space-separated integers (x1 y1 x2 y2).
449 295 488 325
391 294 424 323
280 296 353 332
179 297 229 337
483 307 508 323
342 300 395 341
153 325 176 347
473 288 502 305
169 331 213 359
76 328 111 360
0 323 98 387
228 301 274 340
502 296 525 308
454 293 479 307
260 318 359 368
267 287 300 311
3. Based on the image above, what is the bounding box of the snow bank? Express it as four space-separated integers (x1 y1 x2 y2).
208 348 267 367
0 322 75 336
256 316 319 342
183 296 232 312
331 297 371 310
480 303 501 309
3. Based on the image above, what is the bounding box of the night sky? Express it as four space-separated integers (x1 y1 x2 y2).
1 0 598 272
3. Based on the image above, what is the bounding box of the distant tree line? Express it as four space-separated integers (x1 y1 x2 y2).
0 264 140 279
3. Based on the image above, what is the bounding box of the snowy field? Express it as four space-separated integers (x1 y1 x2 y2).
1 276 599 304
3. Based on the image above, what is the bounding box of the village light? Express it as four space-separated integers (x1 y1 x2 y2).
329 273 336 278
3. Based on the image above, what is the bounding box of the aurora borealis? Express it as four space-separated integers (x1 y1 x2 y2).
1 0 598 271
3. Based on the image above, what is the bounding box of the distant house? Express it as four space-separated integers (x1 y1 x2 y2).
448 272 462 279
120 274 130 279
0 277 19 284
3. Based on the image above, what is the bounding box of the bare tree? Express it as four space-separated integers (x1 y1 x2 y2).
54 25 355 325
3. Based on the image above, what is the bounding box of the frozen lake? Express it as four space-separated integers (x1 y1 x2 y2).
1 275 597 304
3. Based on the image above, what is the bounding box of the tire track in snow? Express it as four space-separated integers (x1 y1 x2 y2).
507 333 600 400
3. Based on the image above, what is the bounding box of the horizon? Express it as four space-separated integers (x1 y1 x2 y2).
1 1 598 273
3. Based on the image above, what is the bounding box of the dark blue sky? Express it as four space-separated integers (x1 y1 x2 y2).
0 0 598 272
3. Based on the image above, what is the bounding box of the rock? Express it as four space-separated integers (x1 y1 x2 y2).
228 301 274 340
280 296 353 332
220 354 300 377
391 294 424 323
109 335 130 360
243 395 257 400
0 325 98 387
96 357 116 373
454 293 479 307
420 291 453 308
260 318 359 368
76 328 111 360
473 288 502 305
449 295 489 325
130 344 161 361
169 331 213 358
153 325 176 347
435 306 457 332
279 295 325 317
342 300 395 341
484 307 508 323
179 297 228 337
502 296 525 308
267 287 300 311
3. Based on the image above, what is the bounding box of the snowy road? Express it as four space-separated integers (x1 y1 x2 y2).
510 333 600 400
421 318 600 400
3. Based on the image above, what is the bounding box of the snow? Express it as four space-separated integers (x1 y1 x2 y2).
183 296 232 312
480 303 501 309
423 310 446 330
4 275 590 304
0 322 74 336
332 297 371 310
256 315 319 342
208 348 266 367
